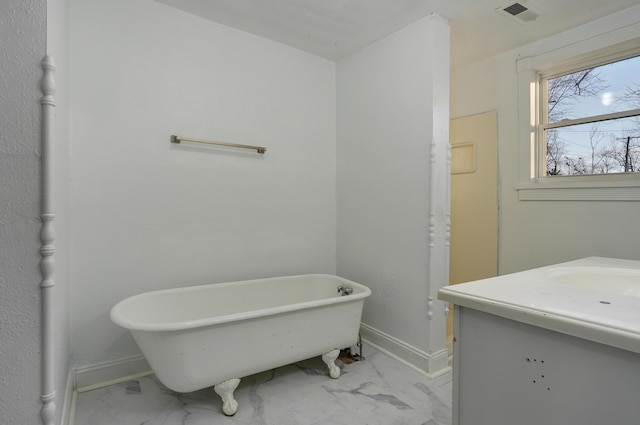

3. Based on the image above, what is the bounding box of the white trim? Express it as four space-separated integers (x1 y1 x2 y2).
360 323 451 379
77 370 155 394
517 185 640 201
426 14 451 378
517 173 640 200
39 55 57 425
62 356 152 425
541 108 640 130
66 392 77 425
516 21 640 201
517 25 640 74
518 68 538 183
60 369 75 425
74 354 151 390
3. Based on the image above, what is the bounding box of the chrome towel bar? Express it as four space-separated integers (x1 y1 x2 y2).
171 135 266 154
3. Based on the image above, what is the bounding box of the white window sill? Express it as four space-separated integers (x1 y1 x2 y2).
516 178 640 201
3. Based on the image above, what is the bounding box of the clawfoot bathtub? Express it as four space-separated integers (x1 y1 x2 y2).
110 274 371 415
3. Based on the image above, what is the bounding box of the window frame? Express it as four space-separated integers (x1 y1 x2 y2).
516 31 640 201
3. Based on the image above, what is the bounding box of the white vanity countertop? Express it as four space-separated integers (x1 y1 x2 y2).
438 257 640 354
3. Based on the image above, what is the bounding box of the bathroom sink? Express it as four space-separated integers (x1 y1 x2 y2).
545 266 640 297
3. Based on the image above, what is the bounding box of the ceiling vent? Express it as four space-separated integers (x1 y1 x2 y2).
496 1 540 23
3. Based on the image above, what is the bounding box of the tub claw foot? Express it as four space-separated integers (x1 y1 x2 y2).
214 378 240 416
322 349 341 379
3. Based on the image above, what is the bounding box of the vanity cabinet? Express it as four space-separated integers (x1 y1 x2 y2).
451 306 640 425
439 257 640 425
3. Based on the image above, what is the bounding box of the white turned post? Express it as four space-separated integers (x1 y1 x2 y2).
214 378 241 416
39 55 56 425
426 14 452 376
322 349 341 379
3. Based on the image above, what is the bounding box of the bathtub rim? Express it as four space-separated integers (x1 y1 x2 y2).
110 273 371 332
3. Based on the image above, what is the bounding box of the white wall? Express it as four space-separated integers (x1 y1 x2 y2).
70 0 337 366
0 1 47 423
451 5 640 274
337 15 450 374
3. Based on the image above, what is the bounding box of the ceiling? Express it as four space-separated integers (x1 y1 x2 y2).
155 0 640 67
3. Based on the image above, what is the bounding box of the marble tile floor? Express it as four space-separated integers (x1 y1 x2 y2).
73 344 452 425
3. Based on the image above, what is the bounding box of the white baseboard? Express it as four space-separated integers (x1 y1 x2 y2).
63 354 153 424
360 323 451 379
74 354 151 392
60 368 76 425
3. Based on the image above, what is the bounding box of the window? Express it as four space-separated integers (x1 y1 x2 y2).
517 34 640 201
541 56 640 177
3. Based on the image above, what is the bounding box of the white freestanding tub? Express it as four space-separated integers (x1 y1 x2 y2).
110 274 370 415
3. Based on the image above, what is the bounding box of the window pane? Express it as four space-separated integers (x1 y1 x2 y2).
547 55 640 124
546 116 640 175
